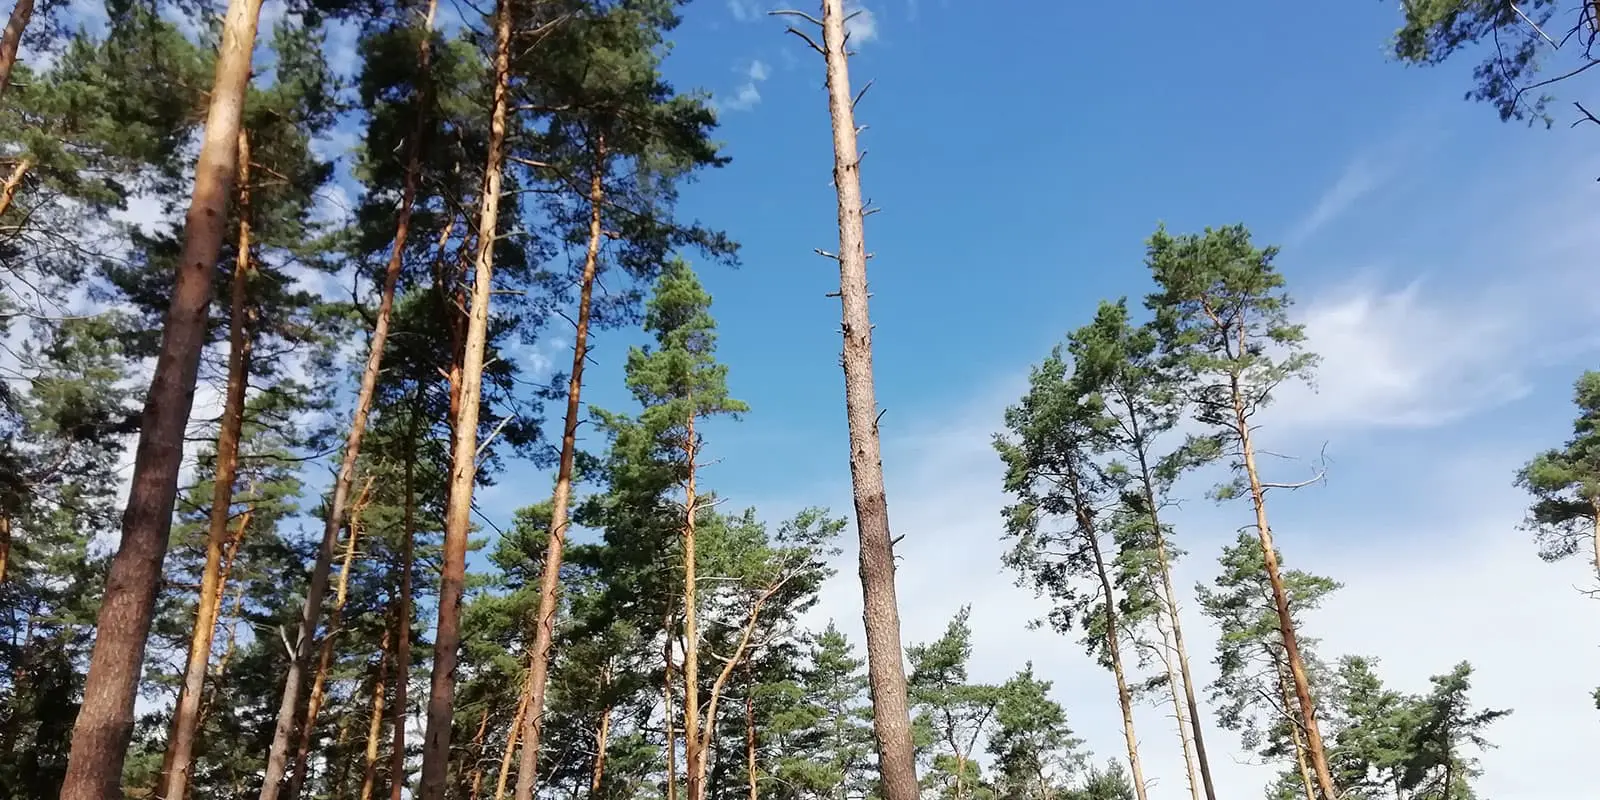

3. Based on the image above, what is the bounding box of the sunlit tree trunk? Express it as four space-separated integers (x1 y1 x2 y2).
515 135 607 800
0 157 29 219
664 606 678 800
814 5 919 800
360 624 394 800
60 0 265 790
159 130 256 800
1275 654 1317 800
495 686 532 800
0 0 35 101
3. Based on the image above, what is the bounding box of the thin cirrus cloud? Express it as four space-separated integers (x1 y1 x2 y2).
720 59 773 112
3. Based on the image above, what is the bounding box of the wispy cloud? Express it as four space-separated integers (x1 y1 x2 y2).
727 0 765 22
1285 156 1387 247
844 0 878 43
719 59 773 113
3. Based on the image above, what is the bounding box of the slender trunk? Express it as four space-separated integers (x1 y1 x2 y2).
361 625 394 800
159 132 256 800
60 0 263 790
664 606 678 800
260 0 434 791
682 412 705 800
196 508 252 729
287 479 374 798
1276 653 1317 800
332 713 357 800
744 671 756 800
1154 615 1200 800
392 400 423 800
0 157 28 219
0 0 35 101
515 135 607 800
1590 502 1599 586
1070 471 1149 800
495 687 533 800
1154 530 1216 800
0 513 9 584
591 703 612 797
416 0 510 786
1233 397 1336 800
816 6 918 800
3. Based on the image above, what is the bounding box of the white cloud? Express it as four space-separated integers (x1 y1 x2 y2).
728 0 766 22
1285 157 1385 247
844 1 878 44
719 59 773 113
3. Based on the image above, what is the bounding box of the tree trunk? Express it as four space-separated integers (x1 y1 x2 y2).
664 607 678 800
59 0 264 791
514 134 607 800
815 6 919 800
392 398 423 800
259 0 435 791
287 478 374 799
464 706 491 800
0 513 9 584
1152 530 1216 800
361 625 394 800
196 507 253 731
0 157 28 219
1233 395 1336 800
0 0 35 101
415 0 510 785
495 687 532 800
1153 615 1200 800
159 130 256 800
591 703 612 798
744 673 756 800
1276 654 1317 800
682 412 705 800
1071 477 1149 800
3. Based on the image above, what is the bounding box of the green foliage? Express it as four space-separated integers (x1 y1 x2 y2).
908 607 1002 800
1516 370 1600 567
986 664 1085 800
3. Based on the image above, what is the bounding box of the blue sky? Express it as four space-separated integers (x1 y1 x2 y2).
476 1 1600 797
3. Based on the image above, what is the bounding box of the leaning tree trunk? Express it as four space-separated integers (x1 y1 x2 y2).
159 130 256 800
60 0 264 791
495 687 532 800
416 0 511 788
287 478 374 799
360 624 394 800
0 0 35 102
1151 614 1200 800
1276 653 1317 800
0 157 29 219
815 4 919 800
1233 394 1337 800
258 4 435 795
514 136 607 800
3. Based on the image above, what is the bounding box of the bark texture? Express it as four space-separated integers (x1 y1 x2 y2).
416 0 511 788
159 130 255 800
59 0 265 791
0 0 34 101
360 625 394 800
514 136 607 800
0 157 29 219
817 4 919 800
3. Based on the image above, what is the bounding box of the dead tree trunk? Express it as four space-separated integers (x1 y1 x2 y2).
287 478 375 798
159 130 256 800
809 5 919 800
417 0 512 785
0 0 35 101
514 135 607 800
1232 388 1337 800
258 0 436 790
59 0 265 791
0 157 29 219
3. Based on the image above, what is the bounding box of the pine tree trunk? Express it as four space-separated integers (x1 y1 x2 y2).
259 0 435 791
463 705 491 800
196 507 252 731
59 0 264 791
495 686 532 800
159 131 256 800
1153 616 1200 800
0 157 28 219
1073 481 1150 800
1274 654 1317 800
1232 391 1336 800
287 479 373 799
682 412 705 800
391 395 424 800
415 0 510 784
815 6 919 800
1153 530 1216 800
514 134 607 800
590 703 611 797
0 0 34 101
361 625 394 800
744 682 757 800
332 712 357 799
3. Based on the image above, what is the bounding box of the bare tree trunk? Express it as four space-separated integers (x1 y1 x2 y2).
361 625 394 800
288 478 375 798
0 0 35 101
1152 615 1200 800
0 157 28 219
196 507 253 731
159 131 256 800
59 0 264 791
1233 393 1336 800
682 412 705 800
514 135 607 800
495 687 532 800
664 607 678 800
1275 654 1317 800
744 671 757 800
415 0 511 785
1153 530 1216 800
1073 485 1149 800
259 0 436 792
392 401 423 800
814 6 919 800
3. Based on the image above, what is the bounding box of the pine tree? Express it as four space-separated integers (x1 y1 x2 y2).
1516 370 1600 589
987 664 1085 800
906 608 1002 800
